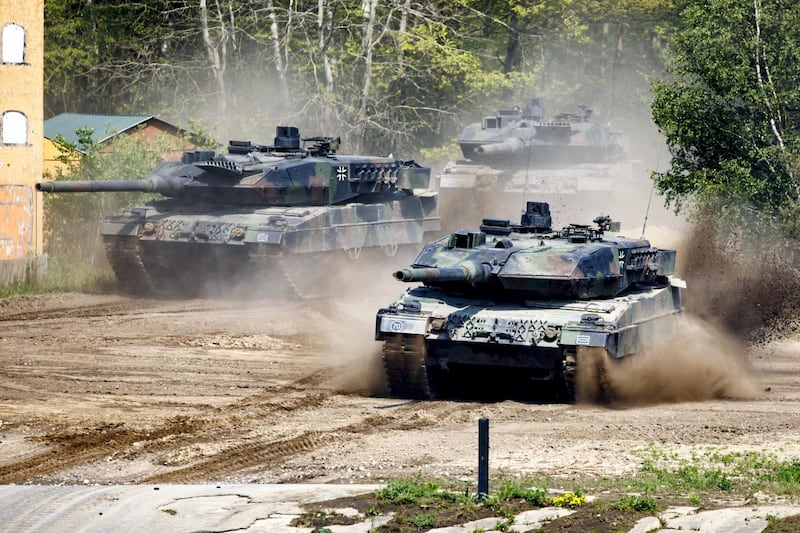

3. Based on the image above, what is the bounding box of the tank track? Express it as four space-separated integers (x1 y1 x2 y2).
103 236 156 295
382 334 439 400
561 348 578 403
562 346 614 404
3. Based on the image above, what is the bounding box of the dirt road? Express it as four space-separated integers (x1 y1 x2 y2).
0 290 798 488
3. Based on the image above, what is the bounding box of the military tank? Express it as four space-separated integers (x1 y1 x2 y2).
37 126 440 297
438 98 636 223
375 201 685 402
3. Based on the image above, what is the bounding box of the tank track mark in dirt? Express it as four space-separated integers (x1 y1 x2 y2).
382 334 440 400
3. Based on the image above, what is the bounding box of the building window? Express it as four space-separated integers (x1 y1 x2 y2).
2 111 28 145
2 23 25 64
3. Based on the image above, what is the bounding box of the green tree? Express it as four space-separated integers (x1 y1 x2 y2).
43 128 173 267
651 0 800 234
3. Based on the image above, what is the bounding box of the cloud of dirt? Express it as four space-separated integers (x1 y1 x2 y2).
596 315 759 407
305 251 417 396
676 210 800 342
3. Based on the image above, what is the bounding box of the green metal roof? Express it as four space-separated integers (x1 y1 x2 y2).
44 113 155 148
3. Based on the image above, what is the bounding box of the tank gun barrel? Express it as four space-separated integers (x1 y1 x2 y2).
36 175 189 195
474 137 526 156
394 261 491 283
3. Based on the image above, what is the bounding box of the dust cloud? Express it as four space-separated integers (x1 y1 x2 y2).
308 251 413 397
599 316 759 407
677 211 800 342
587 205 800 407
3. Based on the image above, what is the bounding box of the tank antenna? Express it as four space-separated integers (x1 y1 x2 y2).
641 183 654 239
641 145 666 239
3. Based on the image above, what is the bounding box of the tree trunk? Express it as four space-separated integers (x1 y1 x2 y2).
199 0 227 113
268 0 289 102
356 0 379 151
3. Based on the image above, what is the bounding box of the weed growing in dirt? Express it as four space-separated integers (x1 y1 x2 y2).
551 491 587 509
613 495 658 513
482 477 548 508
376 472 468 506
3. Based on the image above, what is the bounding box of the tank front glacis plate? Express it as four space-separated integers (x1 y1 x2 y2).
376 283 682 362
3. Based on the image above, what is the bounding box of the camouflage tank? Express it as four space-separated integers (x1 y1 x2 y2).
438 97 637 205
375 201 685 402
37 126 440 297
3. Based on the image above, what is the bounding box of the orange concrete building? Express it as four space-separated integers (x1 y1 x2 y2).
0 0 46 284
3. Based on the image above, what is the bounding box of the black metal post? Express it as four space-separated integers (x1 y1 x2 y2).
478 418 489 499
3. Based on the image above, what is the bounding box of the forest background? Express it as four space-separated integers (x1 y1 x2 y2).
44 0 671 163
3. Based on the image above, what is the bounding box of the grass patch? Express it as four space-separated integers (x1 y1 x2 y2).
0 255 115 298
619 447 800 498
299 473 638 532
613 494 658 513
290 509 359 529
297 460 800 533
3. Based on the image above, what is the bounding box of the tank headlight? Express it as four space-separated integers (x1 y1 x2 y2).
230 227 246 240
429 317 446 331
543 326 558 342
142 221 155 234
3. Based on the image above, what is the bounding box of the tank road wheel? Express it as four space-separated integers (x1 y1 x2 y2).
382 334 439 400
103 236 155 295
561 346 614 404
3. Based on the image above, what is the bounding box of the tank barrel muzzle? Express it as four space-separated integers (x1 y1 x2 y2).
36 176 188 194
474 137 526 156
394 261 491 283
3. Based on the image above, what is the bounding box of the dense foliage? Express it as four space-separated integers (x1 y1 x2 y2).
651 0 800 235
44 0 675 155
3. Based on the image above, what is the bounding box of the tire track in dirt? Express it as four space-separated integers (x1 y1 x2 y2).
0 300 219 323
142 405 466 483
0 418 205 484
0 370 336 484
0 368 474 485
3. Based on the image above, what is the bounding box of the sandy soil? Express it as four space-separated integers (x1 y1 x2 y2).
0 286 798 491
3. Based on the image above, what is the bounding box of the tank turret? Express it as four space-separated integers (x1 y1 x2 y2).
36 126 440 297
457 98 621 166
396 201 672 299
376 200 685 402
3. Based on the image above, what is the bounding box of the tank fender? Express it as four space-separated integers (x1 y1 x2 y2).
560 322 637 358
